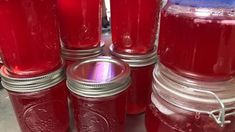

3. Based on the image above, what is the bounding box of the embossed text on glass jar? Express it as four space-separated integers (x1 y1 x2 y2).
1 65 69 132
67 57 131 132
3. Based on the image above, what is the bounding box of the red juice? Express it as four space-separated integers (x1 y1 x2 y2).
127 65 155 114
145 102 235 132
8 81 69 132
110 0 160 54
0 0 61 76
70 91 127 132
57 0 102 49
158 4 235 81
67 56 130 132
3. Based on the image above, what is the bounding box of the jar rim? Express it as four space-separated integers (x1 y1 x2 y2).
109 44 157 67
66 56 131 97
154 63 235 107
61 41 104 61
1 63 65 92
153 63 235 127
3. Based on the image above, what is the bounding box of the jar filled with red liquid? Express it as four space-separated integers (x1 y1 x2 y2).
67 56 131 132
158 0 235 81
110 45 157 114
110 0 160 54
57 0 102 50
0 0 61 76
1 65 69 132
145 63 235 132
61 42 104 67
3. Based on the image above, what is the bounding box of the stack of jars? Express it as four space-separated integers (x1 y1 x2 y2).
57 0 104 67
0 1 69 131
109 0 161 114
146 0 235 131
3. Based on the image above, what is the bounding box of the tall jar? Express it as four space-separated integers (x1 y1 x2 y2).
57 0 102 50
110 45 157 114
158 0 235 81
67 57 131 132
61 42 104 67
110 0 161 54
1 65 69 132
145 63 235 132
0 0 61 76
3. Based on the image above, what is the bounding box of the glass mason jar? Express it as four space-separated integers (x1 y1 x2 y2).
158 0 235 81
61 41 104 67
0 0 61 76
57 0 102 50
110 45 157 114
145 63 235 132
110 0 161 54
67 56 131 132
1 64 69 132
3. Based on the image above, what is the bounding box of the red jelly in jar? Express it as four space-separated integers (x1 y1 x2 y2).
158 0 235 81
110 0 160 54
0 0 61 76
61 41 104 67
67 57 131 132
145 63 235 132
110 45 157 114
1 65 69 132
57 0 102 49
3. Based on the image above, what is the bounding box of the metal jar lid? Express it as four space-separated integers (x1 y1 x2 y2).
152 63 235 127
61 41 104 61
1 64 65 93
109 44 157 67
66 56 131 98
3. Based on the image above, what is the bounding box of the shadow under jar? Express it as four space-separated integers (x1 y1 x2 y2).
110 0 161 54
110 45 157 115
61 41 104 67
158 0 235 81
67 56 131 132
57 0 102 50
145 63 235 132
0 0 61 76
1 64 69 132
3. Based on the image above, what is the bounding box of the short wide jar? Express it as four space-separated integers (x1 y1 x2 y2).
145 63 235 132
1 65 69 132
67 56 131 132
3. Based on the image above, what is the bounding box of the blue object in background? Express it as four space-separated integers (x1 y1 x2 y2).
170 0 235 8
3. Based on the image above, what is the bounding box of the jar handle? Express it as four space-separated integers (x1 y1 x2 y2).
193 89 235 127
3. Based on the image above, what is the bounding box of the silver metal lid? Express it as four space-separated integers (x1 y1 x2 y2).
67 56 131 98
61 41 104 61
152 63 235 127
1 64 65 93
109 44 157 67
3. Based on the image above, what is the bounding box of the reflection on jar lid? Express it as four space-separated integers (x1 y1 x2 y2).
67 56 131 97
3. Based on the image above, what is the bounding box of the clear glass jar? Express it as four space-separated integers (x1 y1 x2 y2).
158 0 235 81
61 41 104 67
67 56 131 132
57 0 102 50
145 63 235 132
110 45 157 114
1 64 69 132
0 0 61 76
110 0 161 54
